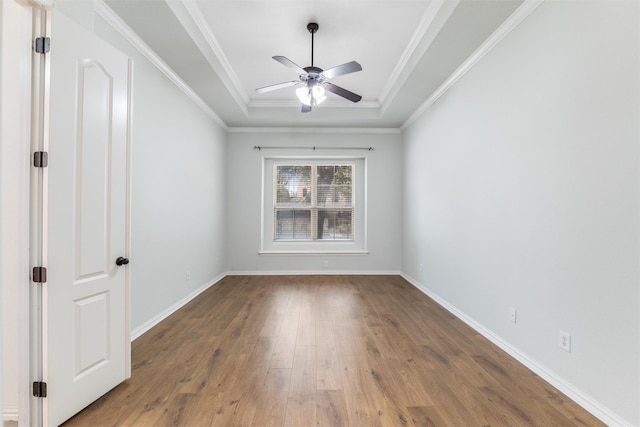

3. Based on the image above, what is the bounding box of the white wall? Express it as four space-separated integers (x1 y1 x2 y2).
226 131 402 273
402 1 639 425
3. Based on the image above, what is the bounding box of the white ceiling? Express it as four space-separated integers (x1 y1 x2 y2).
103 0 524 128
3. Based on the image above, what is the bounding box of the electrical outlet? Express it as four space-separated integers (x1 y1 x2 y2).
186 271 191 281
559 331 571 352
419 263 424 272
323 260 329 269
509 307 517 323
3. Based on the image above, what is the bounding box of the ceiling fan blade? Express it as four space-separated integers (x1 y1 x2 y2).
255 80 299 93
321 61 362 79
324 82 362 103
273 56 307 74
301 104 312 113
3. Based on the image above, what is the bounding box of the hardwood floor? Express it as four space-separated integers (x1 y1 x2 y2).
62 275 603 426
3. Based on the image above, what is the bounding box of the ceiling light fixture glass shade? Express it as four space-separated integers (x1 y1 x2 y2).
296 84 327 106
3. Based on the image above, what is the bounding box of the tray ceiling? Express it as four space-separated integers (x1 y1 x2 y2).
102 0 525 128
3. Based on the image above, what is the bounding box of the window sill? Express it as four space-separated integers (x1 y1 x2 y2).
258 250 369 256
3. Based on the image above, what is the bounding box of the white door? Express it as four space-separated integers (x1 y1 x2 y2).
44 9 131 426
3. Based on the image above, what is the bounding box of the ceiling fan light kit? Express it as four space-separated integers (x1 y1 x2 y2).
296 85 326 107
256 22 363 113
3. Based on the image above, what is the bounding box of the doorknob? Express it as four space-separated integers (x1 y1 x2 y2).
115 257 129 266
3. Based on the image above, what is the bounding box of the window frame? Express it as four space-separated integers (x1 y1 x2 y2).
260 156 368 255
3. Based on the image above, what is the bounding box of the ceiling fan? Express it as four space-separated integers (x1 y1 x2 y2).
256 22 363 113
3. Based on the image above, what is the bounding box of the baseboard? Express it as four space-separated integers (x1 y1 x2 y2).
400 272 631 427
226 270 402 276
3 405 18 422
130 272 227 341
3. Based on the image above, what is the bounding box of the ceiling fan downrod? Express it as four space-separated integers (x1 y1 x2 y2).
307 22 318 67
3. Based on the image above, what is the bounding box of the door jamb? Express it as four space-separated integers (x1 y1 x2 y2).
29 4 50 426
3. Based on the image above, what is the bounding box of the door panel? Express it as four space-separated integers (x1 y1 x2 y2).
75 60 112 280
45 9 130 427
74 292 109 378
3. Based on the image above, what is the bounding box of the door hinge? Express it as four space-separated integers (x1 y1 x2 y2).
33 266 47 283
34 151 48 168
34 37 50 54
33 381 47 398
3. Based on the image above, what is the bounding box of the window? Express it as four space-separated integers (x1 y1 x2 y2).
274 164 353 241
261 157 367 254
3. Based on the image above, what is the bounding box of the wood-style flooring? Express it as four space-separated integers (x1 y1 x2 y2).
62 275 604 426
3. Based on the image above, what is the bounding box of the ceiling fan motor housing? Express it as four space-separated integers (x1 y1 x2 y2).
301 66 324 85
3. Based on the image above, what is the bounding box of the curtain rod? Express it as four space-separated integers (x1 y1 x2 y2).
253 146 374 151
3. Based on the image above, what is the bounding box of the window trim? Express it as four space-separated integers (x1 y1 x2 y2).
260 156 368 255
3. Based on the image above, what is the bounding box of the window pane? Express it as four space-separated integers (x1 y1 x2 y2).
275 209 311 240
317 165 353 207
317 209 353 240
276 166 311 206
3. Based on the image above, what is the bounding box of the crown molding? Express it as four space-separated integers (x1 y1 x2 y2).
227 127 401 134
165 0 249 116
401 0 544 132
94 0 228 130
379 0 460 112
